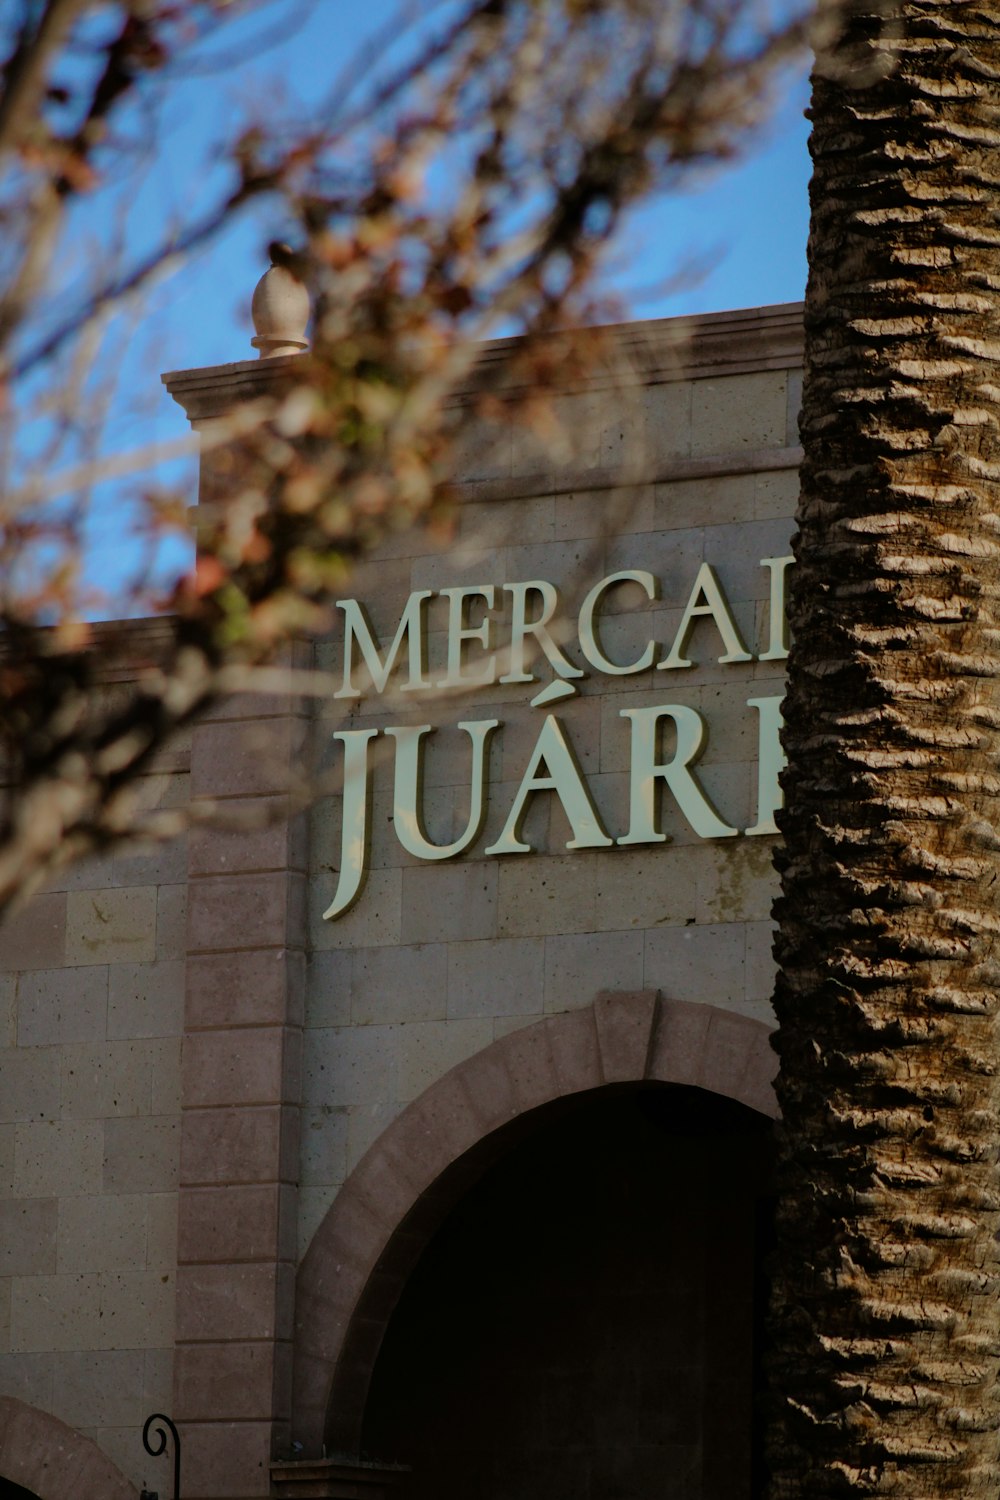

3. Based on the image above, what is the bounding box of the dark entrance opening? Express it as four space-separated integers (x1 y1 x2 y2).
361 1082 774 1500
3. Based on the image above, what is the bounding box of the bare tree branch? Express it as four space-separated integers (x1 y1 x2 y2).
0 0 821 917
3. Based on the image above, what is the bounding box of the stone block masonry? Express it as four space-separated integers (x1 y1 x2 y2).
298 305 801 1279
174 651 310 1500
0 765 186 1490
0 301 801 1500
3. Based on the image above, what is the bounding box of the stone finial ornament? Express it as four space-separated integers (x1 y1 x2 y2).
251 241 310 358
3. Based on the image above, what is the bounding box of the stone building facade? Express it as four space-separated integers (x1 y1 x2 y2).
0 302 801 1500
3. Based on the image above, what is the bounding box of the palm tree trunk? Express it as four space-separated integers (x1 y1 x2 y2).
768 4 1000 1496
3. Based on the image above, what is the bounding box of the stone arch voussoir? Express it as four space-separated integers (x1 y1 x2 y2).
0 1397 137 1500
291 992 776 1456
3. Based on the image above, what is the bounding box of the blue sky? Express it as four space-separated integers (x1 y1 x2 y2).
34 1 815 608
147 2 813 420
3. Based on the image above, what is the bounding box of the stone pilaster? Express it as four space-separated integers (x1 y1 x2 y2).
173 681 308 1500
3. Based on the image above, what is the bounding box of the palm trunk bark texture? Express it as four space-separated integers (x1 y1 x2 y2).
769 3 1000 1497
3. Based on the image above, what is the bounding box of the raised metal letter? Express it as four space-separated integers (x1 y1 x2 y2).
578 570 657 675
744 695 786 835
499 581 584 685
757 556 793 662
485 714 611 854
618 704 738 843
387 719 500 859
322 728 379 919
335 591 432 699
437 586 497 689
658 563 752 670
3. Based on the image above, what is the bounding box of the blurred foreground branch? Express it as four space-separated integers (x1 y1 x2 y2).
0 0 817 916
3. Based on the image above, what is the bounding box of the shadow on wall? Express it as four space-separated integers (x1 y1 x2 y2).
362 1082 775 1500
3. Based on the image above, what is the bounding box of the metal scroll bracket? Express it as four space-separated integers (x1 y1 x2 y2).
141 1411 181 1500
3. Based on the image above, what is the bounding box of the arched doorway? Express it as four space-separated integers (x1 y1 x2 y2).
360 1082 773 1500
292 993 778 1467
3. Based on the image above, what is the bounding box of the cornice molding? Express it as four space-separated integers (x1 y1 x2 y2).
161 352 300 424
162 302 805 424
460 300 804 397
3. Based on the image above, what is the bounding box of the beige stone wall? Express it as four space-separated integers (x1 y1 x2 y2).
0 749 188 1490
0 304 802 1498
301 324 801 1255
